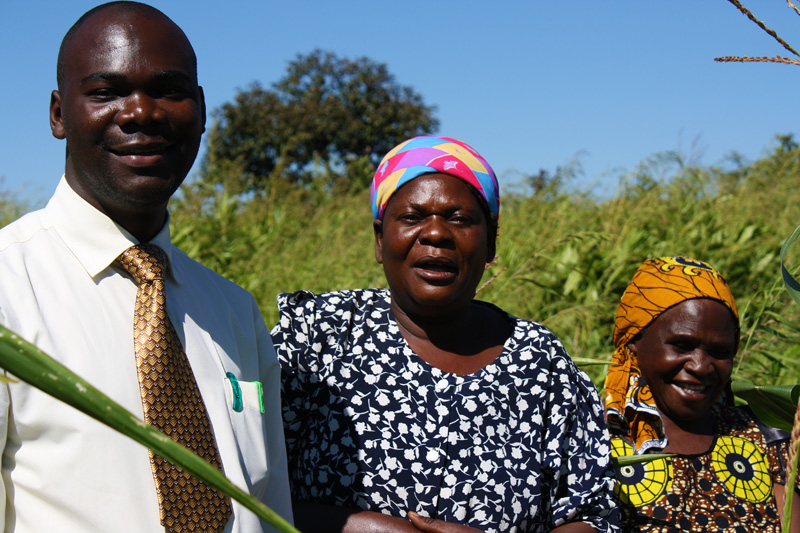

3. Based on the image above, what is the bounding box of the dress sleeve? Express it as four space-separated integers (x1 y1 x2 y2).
746 405 792 486
543 340 620 532
254 308 294 530
762 431 791 487
269 290 318 483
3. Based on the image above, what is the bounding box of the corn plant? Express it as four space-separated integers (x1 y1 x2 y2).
0 324 300 533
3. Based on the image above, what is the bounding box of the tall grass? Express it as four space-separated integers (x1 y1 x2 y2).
2 142 797 389
167 138 800 387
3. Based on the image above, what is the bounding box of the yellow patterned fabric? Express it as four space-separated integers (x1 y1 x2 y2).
603 256 739 454
118 245 231 532
711 436 772 503
612 404 788 531
611 438 673 507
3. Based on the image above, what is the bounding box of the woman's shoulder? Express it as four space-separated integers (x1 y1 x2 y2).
475 300 561 342
277 288 390 315
492 306 571 360
714 403 790 445
485 303 597 391
271 288 394 360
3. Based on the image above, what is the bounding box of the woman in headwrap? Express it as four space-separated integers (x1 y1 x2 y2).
604 256 799 532
272 136 618 533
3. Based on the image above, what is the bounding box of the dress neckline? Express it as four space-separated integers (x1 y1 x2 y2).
384 295 517 379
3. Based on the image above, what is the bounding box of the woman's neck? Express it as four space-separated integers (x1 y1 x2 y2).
391 299 510 376
660 409 717 455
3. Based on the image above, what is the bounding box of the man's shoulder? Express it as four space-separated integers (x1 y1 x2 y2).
169 246 256 303
0 207 53 255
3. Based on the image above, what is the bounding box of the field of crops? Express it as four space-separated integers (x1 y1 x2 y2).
146 137 798 388
3 139 799 388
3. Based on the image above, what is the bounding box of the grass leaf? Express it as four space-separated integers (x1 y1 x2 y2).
0 324 300 533
731 380 799 431
612 453 674 467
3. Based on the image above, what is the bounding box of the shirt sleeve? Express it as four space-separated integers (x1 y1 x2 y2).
543 340 620 532
762 429 791 487
0 309 9 527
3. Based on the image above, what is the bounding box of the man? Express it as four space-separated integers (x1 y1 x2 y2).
0 2 292 531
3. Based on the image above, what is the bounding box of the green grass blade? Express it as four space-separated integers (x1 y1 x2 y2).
779 222 800 533
570 357 611 366
780 222 800 308
731 380 800 431
0 324 300 533
612 453 674 467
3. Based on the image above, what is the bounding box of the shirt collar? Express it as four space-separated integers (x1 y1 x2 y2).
46 176 178 283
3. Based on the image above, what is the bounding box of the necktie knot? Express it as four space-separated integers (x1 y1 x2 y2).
117 244 167 285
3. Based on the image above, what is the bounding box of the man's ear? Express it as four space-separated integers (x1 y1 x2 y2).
50 90 65 140
373 219 384 264
198 85 207 134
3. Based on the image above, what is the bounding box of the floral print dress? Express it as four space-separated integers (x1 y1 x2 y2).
271 289 618 533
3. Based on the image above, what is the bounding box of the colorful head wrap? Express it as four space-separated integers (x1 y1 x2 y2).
603 256 739 454
371 136 500 220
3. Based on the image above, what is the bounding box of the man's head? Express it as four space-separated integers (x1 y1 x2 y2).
50 2 205 241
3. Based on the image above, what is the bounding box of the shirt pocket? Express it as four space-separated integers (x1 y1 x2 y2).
222 372 273 499
224 372 264 413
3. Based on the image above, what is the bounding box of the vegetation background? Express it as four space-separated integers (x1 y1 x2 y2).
4 134 798 390
4 1 800 390
166 133 800 389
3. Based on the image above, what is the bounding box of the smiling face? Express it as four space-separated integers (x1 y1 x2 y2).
630 298 738 429
374 173 495 320
50 7 205 240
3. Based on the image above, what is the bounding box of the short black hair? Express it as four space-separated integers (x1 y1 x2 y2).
56 1 197 91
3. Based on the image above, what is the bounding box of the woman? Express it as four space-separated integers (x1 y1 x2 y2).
604 256 799 532
271 136 618 532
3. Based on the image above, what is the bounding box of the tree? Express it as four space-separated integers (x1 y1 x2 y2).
201 50 439 194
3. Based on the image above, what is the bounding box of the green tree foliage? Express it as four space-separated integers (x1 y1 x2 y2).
0 182 28 228
201 50 439 195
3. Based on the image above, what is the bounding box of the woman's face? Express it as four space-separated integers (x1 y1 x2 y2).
630 298 737 426
374 173 495 320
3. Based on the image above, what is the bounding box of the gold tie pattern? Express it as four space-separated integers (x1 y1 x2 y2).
117 244 231 532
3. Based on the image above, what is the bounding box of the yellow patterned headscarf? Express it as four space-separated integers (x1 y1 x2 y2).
603 256 739 454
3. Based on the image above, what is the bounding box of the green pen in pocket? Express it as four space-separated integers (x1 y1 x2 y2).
226 372 265 414
226 371 243 412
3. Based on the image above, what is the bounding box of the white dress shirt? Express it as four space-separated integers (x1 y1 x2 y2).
0 178 293 532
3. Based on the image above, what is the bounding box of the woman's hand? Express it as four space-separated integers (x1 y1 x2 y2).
293 500 419 532
550 522 597 532
292 500 490 532
407 512 484 532
407 513 596 533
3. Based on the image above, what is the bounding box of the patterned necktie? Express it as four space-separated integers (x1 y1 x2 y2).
117 244 231 532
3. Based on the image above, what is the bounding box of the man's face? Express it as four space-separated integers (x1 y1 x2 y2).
50 9 205 224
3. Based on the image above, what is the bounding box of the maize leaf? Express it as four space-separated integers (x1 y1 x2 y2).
0 324 300 533
731 380 799 432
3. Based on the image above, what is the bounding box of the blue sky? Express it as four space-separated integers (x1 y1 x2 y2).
2 1 800 206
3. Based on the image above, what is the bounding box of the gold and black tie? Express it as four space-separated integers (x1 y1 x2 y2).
118 244 231 532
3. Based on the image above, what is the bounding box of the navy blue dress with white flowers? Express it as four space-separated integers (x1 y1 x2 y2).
271 289 618 533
